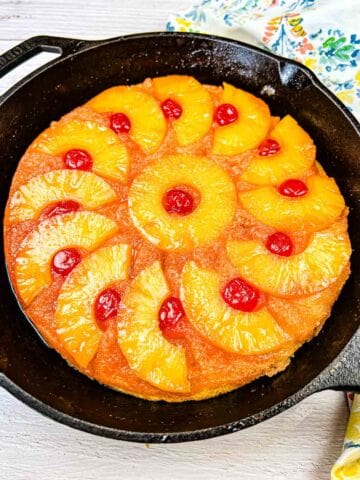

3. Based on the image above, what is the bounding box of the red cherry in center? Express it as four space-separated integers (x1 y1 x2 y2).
94 288 121 329
214 103 239 126
161 98 183 119
110 113 131 134
278 179 308 197
158 296 185 332
266 232 293 257
163 188 195 216
222 278 259 312
64 149 93 171
258 138 281 156
45 200 80 218
51 248 81 277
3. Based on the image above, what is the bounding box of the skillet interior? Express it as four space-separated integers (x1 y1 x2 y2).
0 33 359 442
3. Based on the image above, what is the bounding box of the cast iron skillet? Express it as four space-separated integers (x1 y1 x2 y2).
0 32 359 443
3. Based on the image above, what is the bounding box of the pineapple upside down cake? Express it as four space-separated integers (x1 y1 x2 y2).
4 75 351 401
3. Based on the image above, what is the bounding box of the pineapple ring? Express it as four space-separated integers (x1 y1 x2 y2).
212 83 271 156
239 175 345 233
8 170 117 223
15 212 118 306
56 244 130 368
240 115 316 185
227 222 351 297
181 261 288 355
118 261 190 393
152 75 213 146
128 154 237 252
87 86 167 153
32 119 129 182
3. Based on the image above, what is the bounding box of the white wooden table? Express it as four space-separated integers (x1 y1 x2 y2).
0 1 349 478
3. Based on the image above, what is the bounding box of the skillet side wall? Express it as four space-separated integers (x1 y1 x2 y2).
0 33 359 439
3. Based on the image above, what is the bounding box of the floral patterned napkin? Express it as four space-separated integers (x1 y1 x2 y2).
167 1 360 478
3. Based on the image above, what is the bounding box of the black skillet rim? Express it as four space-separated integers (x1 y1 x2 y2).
0 31 359 443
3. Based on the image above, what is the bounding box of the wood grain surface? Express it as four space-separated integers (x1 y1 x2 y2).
0 1 348 479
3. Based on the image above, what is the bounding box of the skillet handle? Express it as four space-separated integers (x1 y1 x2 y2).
316 328 360 392
0 36 90 78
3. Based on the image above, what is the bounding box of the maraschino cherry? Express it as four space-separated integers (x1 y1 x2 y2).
258 139 281 156
110 113 131 134
163 189 195 216
63 149 93 170
161 98 183 119
266 232 293 257
95 288 121 329
45 200 80 218
278 179 308 197
51 248 81 276
222 278 259 312
159 296 185 332
214 103 238 126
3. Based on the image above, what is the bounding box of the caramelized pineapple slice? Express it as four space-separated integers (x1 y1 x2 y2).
241 115 316 185
32 119 129 182
181 261 288 354
268 272 349 343
118 261 189 393
239 175 345 233
212 83 271 156
56 244 130 368
227 222 351 297
9 170 117 223
128 154 236 251
152 75 213 146
15 212 118 305
87 86 167 153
